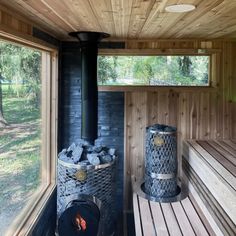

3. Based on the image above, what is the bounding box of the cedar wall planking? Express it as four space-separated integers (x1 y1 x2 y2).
231 43 236 140
124 40 236 210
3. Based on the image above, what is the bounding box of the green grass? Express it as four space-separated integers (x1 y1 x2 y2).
3 97 40 124
0 92 41 232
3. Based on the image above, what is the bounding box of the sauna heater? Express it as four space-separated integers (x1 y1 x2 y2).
144 124 178 198
57 31 117 236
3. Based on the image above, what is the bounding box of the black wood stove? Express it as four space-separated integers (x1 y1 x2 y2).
57 31 117 236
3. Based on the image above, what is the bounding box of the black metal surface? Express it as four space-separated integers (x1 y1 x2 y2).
58 200 100 236
68 31 110 144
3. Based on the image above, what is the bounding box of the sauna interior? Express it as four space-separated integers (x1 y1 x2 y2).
0 0 235 236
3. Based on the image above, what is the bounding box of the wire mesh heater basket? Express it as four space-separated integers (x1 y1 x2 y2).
57 157 117 236
144 124 178 198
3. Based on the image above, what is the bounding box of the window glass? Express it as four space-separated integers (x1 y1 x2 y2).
98 55 209 86
0 40 42 235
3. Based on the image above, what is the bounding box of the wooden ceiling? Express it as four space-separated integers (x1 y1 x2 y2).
1 0 236 40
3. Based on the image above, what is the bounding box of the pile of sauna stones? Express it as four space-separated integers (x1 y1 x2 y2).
58 139 116 166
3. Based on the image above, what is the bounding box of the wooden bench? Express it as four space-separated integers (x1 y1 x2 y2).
132 140 236 236
133 192 218 236
182 140 236 236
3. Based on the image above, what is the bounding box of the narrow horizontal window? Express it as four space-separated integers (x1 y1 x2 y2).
98 55 210 86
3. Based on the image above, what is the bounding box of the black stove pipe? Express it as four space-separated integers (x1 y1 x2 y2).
69 31 110 144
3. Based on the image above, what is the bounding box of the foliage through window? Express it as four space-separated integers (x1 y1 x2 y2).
98 55 209 86
0 40 46 235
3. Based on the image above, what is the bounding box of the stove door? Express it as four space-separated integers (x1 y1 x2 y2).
58 200 100 236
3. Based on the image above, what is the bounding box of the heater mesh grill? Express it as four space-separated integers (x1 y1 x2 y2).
144 124 178 198
57 159 116 235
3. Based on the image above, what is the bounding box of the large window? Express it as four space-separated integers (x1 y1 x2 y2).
0 39 57 235
98 55 210 86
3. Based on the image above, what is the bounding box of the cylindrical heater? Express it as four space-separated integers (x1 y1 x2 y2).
57 158 116 236
58 196 101 236
144 124 178 198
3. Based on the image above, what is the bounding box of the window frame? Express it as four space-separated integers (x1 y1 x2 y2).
0 35 58 236
98 48 220 92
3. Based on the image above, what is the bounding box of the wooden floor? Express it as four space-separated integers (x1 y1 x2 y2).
133 193 213 236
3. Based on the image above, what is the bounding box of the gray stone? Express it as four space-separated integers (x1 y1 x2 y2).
59 154 74 164
58 154 67 162
67 142 76 152
92 145 103 153
59 153 67 161
77 139 90 147
100 155 113 164
98 150 107 157
108 148 116 156
84 145 93 153
72 146 83 163
58 148 67 157
87 153 100 165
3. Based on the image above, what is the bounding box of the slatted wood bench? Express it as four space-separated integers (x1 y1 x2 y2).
133 192 217 236
132 140 236 236
182 140 236 236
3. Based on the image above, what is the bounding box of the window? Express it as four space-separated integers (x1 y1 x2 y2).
0 39 57 235
98 55 210 86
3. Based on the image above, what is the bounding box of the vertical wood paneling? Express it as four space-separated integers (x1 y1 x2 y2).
168 91 178 127
147 91 158 126
125 92 147 209
157 92 169 124
222 42 231 139
124 40 236 210
209 92 217 139
190 93 198 139
231 43 236 140
199 92 210 139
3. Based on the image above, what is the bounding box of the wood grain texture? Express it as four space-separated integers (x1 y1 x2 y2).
183 140 236 230
1 0 236 40
132 194 142 236
124 40 236 210
183 159 235 236
171 201 195 236
138 197 156 236
181 197 209 236
184 178 222 236
132 194 215 236
161 203 182 236
149 201 168 236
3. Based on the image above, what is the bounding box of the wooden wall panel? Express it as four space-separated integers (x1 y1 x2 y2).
0 5 58 49
231 43 236 140
124 40 236 210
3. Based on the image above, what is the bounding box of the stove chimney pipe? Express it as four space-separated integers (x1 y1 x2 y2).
69 31 110 144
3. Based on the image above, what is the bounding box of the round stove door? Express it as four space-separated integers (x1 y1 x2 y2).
58 201 100 236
